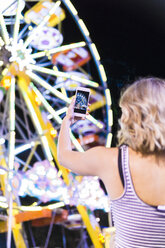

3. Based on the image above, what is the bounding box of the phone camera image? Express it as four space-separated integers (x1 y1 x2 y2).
74 90 89 115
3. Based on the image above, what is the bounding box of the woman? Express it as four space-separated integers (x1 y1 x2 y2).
58 77 165 247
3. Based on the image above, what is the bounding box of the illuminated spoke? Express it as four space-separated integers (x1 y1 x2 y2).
48 107 68 119
23 142 39 172
7 76 16 248
86 114 104 129
0 14 10 45
13 0 22 45
17 78 53 162
0 91 10 136
26 70 71 104
16 89 36 139
30 41 86 59
27 64 99 88
30 82 62 124
8 77 16 170
69 130 84 152
14 142 35 156
15 156 31 168
14 141 42 163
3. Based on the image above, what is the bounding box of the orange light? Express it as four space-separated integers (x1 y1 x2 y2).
34 95 42 106
49 127 57 138
98 233 105 244
1 76 11 89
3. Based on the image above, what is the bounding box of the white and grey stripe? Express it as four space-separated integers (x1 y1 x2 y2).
111 145 165 248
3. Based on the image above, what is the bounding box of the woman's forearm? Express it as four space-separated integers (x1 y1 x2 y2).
57 116 72 165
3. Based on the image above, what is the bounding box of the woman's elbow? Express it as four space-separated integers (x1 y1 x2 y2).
57 153 63 166
57 148 63 165
57 149 67 166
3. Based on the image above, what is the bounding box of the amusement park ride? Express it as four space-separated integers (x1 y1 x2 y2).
0 0 114 247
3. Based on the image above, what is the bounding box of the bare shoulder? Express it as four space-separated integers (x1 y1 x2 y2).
86 146 118 163
92 146 124 198
86 146 118 178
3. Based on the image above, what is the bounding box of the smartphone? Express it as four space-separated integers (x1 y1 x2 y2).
74 87 90 117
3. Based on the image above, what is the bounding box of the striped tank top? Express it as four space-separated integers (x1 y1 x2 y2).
110 145 165 248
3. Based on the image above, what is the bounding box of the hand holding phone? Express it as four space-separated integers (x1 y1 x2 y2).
74 87 90 118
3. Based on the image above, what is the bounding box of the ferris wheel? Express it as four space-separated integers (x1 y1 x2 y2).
0 0 113 247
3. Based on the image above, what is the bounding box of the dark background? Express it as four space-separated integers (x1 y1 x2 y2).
72 0 165 78
72 0 165 142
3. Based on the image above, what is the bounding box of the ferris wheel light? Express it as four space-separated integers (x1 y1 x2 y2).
47 202 65 210
40 135 53 161
0 138 5 145
50 128 57 138
90 43 100 61
108 109 113 127
28 25 33 31
30 41 86 59
20 205 42 212
2 68 9 76
1 75 11 89
34 95 42 106
64 0 78 15
0 37 5 47
106 133 112 148
0 168 6 175
14 143 33 155
99 64 107 82
0 196 7 202
78 19 90 37
70 74 99 88
105 89 112 106
0 202 8 209
31 82 62 124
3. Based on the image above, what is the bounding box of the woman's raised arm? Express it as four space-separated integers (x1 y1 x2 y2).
57 97 114 177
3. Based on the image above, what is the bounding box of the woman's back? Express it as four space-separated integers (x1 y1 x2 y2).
109 145 165 248
129 147 165 206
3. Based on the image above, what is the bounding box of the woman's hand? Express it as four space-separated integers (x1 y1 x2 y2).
66 96 89 125
65 96 76 125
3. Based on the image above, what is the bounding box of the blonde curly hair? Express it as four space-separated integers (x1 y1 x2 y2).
117 77 165 154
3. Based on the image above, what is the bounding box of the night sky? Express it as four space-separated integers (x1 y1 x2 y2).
72 0 165 78
71 0 165 141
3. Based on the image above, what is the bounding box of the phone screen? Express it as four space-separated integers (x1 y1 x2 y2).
74 90 90 114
